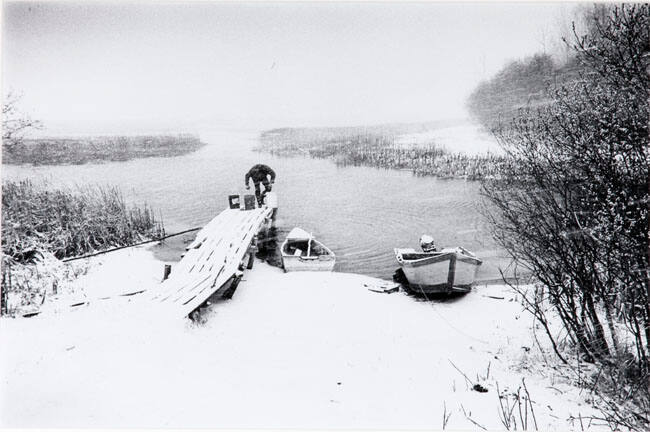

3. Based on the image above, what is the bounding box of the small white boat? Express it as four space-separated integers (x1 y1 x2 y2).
281 228 335 272
394 246 482 294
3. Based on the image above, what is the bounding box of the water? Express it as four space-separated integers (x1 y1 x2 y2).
2 130 513 281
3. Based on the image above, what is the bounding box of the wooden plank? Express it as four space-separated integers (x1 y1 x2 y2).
149 210 244 302
176 209 271 317
150 206 273 318
175 209 239 273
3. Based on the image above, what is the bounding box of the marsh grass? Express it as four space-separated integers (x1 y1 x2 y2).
257 128 507 180
3 134 204 165
2 179 165 262
1 179 165 314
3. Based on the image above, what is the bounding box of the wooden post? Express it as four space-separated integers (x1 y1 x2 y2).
162 264 172 281
1 264 9 316
306 233 312 257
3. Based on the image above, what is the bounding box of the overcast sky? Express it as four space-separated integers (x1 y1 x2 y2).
2 1 574 134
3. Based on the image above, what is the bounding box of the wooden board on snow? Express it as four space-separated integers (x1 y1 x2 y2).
149 206 274 318
365 281 400 294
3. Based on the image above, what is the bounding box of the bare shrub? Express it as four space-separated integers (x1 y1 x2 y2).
482 4 649 430
496 379 538 431
2 92 42 150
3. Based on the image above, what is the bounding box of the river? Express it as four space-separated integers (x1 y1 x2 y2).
2 128 514 282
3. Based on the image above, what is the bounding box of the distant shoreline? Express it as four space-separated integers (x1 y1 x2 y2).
256 122 505 181
2 134 205 166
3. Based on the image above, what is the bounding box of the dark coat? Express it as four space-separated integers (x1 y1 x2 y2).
245 164 276 185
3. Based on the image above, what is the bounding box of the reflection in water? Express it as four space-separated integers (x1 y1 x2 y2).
2 129 513 281
255 226 285 269
148 232 196 262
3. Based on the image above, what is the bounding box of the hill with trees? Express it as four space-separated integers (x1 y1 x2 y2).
466 53 583 128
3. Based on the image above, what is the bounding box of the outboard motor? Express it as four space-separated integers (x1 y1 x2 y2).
419 234 437 252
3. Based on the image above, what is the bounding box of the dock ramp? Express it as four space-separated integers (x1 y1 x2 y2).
149 206 274 318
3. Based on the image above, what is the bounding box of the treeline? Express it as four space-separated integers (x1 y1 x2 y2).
2 134 205 165
258 124 507 180
479 4 649 430
467 53 584 128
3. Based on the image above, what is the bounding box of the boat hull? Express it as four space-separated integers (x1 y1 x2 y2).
282 255 336 272
395 248 482 294
281 232 336 272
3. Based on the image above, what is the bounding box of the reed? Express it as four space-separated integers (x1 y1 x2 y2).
3 134 204 165
1 179 165 262
257 128 508 180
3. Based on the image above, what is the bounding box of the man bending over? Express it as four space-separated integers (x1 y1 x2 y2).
245 164 276 205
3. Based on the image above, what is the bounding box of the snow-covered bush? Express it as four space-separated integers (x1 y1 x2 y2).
482 4 649 430
1 180 165 315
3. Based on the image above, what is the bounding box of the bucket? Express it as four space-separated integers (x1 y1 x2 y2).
243 194 256 210
228 194 240 209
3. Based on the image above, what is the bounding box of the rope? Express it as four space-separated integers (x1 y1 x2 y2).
61 227 202 262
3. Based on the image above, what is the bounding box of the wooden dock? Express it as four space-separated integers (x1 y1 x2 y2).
149 205 275 318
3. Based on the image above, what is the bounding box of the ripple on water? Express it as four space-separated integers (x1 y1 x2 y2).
3 130 513 281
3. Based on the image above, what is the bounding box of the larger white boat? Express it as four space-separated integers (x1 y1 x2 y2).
394 246 482 294
281 228 336 272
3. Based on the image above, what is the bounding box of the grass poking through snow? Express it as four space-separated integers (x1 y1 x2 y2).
1 179 165 315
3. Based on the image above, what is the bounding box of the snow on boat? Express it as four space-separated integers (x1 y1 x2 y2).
281 228 335 272
394 246 482 294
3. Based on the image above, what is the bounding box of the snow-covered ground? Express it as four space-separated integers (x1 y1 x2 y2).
397 122 502 155
0 246 609 429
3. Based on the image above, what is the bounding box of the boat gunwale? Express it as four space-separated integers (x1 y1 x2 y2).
281 234 336 261
394 248 482 268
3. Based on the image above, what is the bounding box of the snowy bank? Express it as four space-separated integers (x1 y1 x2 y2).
396 122 501 155
0 246 610 429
